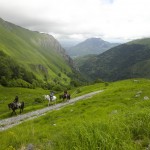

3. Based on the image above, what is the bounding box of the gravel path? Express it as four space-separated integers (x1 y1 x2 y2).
0 90 103 131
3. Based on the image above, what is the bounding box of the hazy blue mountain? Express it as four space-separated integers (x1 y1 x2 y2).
58 40 80 50
65 38 120 58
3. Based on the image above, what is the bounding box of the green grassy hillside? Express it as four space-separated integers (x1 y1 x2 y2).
0 18 78 88
75 38 150 82
1 78 150 149
0 82 105 119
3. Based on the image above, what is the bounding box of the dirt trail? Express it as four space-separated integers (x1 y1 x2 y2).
0 90 103 131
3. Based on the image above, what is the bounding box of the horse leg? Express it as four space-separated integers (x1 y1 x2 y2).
11 109 17 116
20 106 22 113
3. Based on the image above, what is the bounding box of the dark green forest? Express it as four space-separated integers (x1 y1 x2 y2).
0 50 38 88
0 50 85 89
75 41 150 81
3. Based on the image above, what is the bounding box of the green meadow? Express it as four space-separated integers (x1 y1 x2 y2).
0 82 105 119
1 79 150 150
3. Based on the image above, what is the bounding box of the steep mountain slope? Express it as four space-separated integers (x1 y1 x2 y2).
66 38 120 58
75 38 150 81
0 18 78 88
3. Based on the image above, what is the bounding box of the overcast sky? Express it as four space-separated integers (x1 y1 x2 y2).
0 0 150 44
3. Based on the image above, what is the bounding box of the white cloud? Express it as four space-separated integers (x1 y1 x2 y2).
0 0 150 43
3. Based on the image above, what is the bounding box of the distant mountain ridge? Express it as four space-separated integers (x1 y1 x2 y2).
74 38 150 81
65 38 120 58
0 18 80 88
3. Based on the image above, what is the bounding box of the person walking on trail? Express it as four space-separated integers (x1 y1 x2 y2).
50 91 54 101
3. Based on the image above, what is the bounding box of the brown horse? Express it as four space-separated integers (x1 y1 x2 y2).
8 102 24 115
59 94 71 101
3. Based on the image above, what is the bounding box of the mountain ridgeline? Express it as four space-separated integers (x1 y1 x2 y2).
65 38 120 58
0 18 81 89
75 38 150 81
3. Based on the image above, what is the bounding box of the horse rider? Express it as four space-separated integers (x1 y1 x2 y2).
13 96 19 108
64 90 68 97
50 91 54 101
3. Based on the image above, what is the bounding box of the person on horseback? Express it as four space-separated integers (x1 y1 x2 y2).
13 96 19 108
63 90 70 100
64 90 68 97
50 91 54 101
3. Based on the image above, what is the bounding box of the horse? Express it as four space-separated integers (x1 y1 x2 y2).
44 95 57 106
59 94 71 101
8 102 24 115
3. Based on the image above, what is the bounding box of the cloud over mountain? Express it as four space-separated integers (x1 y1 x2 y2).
0 0 150 43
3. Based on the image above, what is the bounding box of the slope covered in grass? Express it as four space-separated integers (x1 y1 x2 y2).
0 82 105 119
0 18 76 87
1 79 150 149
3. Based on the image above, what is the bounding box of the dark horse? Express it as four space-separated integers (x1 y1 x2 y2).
8 102 24 115
59 94 71 101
